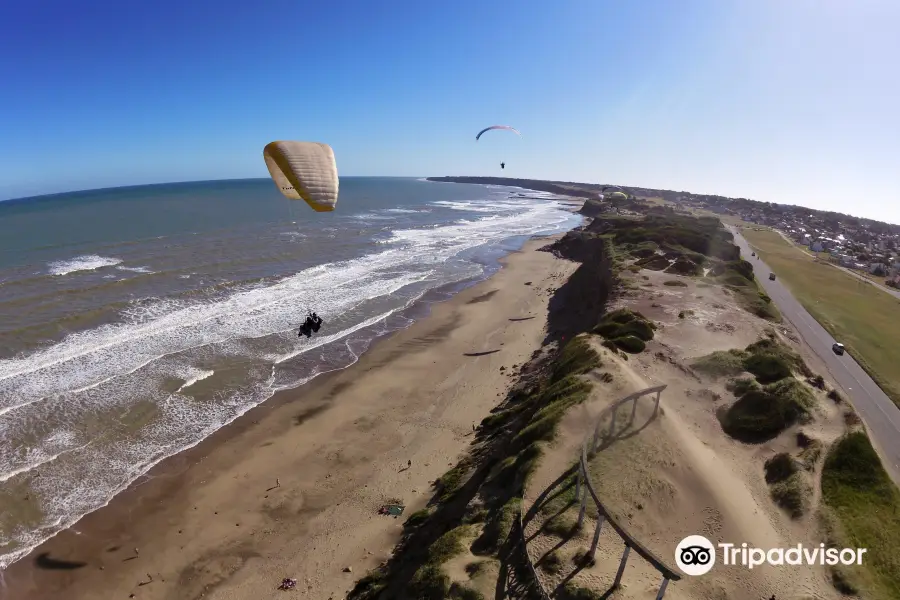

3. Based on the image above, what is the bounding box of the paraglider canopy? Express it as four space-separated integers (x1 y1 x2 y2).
475 125 521 141
264 141 339 212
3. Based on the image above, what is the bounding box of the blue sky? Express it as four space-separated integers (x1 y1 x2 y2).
1 0 898 222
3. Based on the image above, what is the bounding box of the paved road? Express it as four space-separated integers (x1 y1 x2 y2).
730 227 900 484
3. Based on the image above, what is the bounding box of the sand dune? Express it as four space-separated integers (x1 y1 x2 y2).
522 269 846 600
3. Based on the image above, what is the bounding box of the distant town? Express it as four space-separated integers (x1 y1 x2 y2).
673 193 900 288
427 176 900 288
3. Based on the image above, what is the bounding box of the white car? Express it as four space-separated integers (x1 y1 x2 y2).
832 342 845 356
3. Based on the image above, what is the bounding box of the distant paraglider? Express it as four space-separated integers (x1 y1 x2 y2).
475 125 521 141
476 126 520 171
263 141 339 212
601 185 628 202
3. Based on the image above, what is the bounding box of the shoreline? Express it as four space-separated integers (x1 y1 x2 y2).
3 235 578 600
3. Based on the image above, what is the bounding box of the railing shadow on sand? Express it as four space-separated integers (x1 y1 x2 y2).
510 384 682 600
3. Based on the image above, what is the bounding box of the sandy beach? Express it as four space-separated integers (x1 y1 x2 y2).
2 237 577 600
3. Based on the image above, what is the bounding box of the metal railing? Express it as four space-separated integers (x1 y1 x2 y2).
513 384 681 599
575 384 681 599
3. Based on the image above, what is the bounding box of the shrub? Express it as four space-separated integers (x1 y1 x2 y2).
727 376 760 397
764 453 800 483
770 473 811 518
664 256 703 276
613 335 646 354
663 279 688 287
745 338 809 376
723 378 816 442
743 353 793 383
539 550 563 574
617 319 655 341
593 309 655 346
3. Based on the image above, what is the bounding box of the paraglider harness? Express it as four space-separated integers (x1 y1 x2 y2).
298 311 324 338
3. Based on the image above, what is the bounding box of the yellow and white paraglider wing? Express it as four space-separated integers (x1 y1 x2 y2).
263 141 339 212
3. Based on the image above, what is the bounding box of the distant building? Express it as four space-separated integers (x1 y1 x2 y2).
870 263 889 276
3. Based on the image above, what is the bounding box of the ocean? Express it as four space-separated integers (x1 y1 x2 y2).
0 177 582 568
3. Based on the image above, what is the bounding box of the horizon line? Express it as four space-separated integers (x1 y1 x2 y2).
0 175 433 205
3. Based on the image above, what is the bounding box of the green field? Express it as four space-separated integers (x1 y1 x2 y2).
741 227 900 407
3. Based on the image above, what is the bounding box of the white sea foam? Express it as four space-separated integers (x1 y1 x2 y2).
117 265 154 274
383 208 423 214
47 255 122 276
174 368 215 394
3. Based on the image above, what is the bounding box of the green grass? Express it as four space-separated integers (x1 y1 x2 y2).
435 464 469 502
743 227 900 406
543 511 579 538
552 336 602 382
449 583 484 600
822 432 900 600
428 525 474 563
692 349 749 377
405 508 431 528
475 497 521 555
410 563 450 599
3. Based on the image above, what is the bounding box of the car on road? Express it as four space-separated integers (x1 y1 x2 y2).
751 252 756 256
768 272 776 281
832 342 845 356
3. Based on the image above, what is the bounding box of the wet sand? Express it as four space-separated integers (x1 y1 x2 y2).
3 237 577 600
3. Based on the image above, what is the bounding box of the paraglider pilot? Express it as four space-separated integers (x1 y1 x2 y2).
298 312 324 338
500 162 505 170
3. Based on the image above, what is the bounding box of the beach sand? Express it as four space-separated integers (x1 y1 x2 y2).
2 237 577 600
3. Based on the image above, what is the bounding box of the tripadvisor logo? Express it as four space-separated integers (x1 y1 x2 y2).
675 535 867 576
